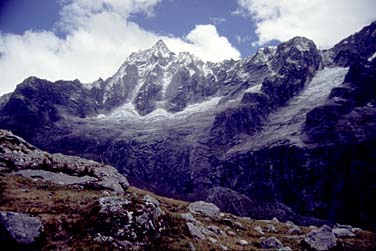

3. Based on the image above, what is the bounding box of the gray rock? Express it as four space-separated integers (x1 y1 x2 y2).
227 230 236 236
189 242 196 251
288 225 302 235
220 244 229 250
181 213 197 223
237 239 248 246
353 227 362 232
332 228 355 238
334 223 353 231
17 169 97 185
201 226 217 238
286 221 295 227
254 225 264 235
0 211 43 245
188 201 220 218
260 236 284 249
143 195 160 207
266 224 277 232
186 222 205 240
207 237 217 244
143 195 164 216
135 212 149 226
272 217 280 223
207 225 221 234
302 225 337 251
93 165 129 193
234 221 245 230
279 247 292 251
98 196 130 214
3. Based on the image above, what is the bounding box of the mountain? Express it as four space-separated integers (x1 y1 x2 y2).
1 129 375 251
1 21 376 233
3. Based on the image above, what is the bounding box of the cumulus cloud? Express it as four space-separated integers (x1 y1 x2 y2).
236 0 376 48
0 0 240 95
165 24 240 62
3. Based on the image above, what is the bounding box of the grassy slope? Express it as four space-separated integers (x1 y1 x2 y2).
1 172 375 251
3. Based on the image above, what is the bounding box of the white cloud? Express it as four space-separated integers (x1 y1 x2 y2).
165 25 240 62
0 0 240 95
236 0 376 48
209 17 226 26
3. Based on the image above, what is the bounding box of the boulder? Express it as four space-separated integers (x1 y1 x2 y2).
332 228 355 238
93 165 130 193
266 224 277 233
288 225 302 235
254 226 264 235
279 247 292 251
186 223 205 240
302 225 337 251
181 213 197 223
188 201 220 218
234 221 246 230
143 195 164 217
16 169 97 185
237 239 248 246
260 236 284 249
207 237 217 244
0 211 43 245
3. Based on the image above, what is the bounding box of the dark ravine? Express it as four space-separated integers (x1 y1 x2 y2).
1 21 376 232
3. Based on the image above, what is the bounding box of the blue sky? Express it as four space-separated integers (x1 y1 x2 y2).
130 0 260 56
0 0 259 56
0 0 375 95
0 0 60 34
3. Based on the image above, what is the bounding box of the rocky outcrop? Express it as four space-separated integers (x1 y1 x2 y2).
330 21 376 66
0 211 43 246
0 129 129 193
262 37 322 107
302 225 337 251
210 37 322 145
305 58 376 145
188 201 220 218
260 236 284 249
332 227 356 238
0 77 100 140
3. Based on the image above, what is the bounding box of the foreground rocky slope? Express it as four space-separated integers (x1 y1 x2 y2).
0 129 375 250
0 22 376 232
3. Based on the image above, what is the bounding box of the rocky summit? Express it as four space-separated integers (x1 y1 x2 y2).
0 19 376 250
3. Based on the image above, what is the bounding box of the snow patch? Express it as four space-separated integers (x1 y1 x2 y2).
259 67 348 144
368 52 376 62
295 39 311 52
245 84 262 93
100 96 221 122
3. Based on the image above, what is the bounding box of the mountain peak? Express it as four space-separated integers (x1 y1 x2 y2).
152 39 170 54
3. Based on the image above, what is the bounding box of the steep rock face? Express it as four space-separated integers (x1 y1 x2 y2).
100 40 223 115
261 37 322 107
209 37 322 145
305 58 376 144
331 21 376 66
0 77 100 140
